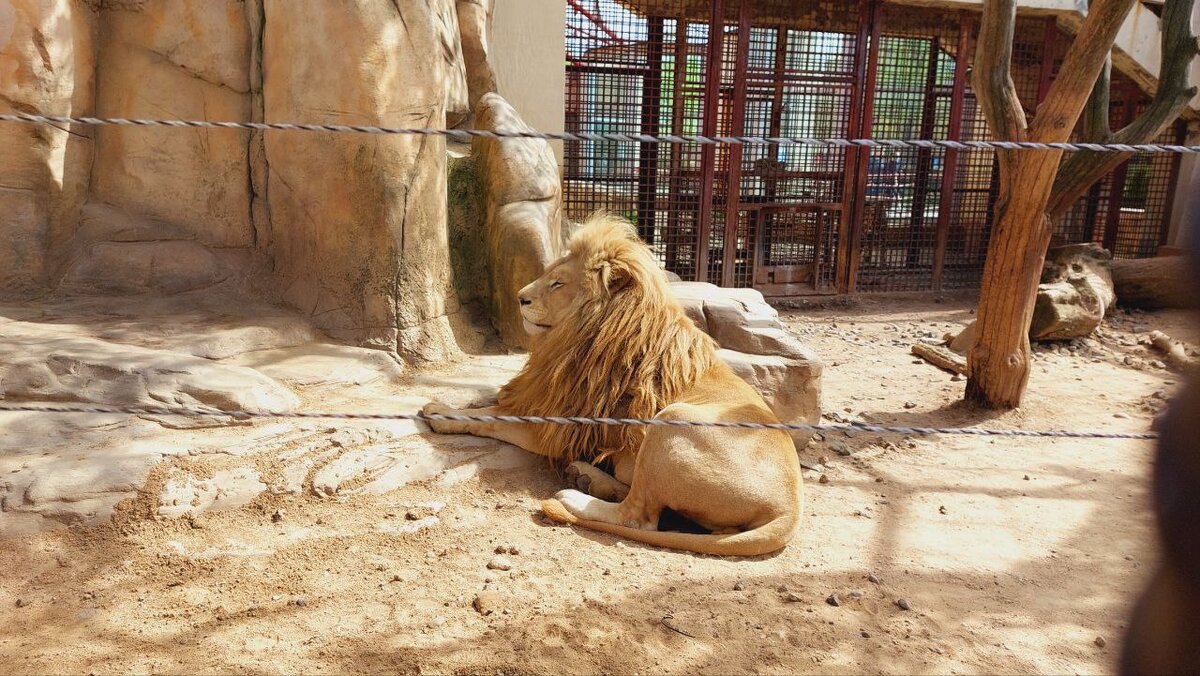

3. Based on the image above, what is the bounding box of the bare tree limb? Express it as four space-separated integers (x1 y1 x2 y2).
1082 56 1113 142
1047 0 1198 221
1031 0 1137 142
972 0 1028 143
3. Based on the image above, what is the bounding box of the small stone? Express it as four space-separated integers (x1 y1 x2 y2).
487 555 513 571
785 592 804 603
903 401 917 409
832 442 853 457
861 630 871 638
950 374 964 382
1113 412 1130 419
938 505 947 515
294 597 307 607
271 509 285 523
1094 636 1107 648
602 569 611 576
818 455 829 465
819 474 830 484
826 594 841 607
1023 475 1030 481
867 573 881 584
507 546 520 555
897 598 912 611
473 592 502 616
848 591 863 599
734 580 746 591
15 598 27 608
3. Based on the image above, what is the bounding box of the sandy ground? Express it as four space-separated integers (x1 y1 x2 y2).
0 294 1189 675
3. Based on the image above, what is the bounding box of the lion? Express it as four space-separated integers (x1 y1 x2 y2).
421 213 803 556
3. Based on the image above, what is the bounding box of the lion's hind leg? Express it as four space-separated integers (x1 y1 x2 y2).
566 461 630 501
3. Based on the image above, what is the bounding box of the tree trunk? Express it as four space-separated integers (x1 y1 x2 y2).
966 0 1137 409
1112 256 1195 309
965 154 1059 407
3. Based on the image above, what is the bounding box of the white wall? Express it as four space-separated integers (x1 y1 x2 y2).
1168 126 1200 248
490 0 567 165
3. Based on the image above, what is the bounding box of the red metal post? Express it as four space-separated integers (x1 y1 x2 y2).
694 0 726 283
906 35 943 270
932 12 971 290
838 0 873 293
1102 81 1137 252
665 19 689 274
720 0 753 287
843 0 882 294
636 16 665 244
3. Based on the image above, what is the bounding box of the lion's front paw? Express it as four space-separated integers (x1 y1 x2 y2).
565 461 593 494
420 402 471 435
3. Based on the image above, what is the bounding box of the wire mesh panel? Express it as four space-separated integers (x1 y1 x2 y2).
564 1 706 279
852 4 962 292
562 0 1181 297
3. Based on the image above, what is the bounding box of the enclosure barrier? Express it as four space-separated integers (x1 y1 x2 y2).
0 111 1181 441
3 112 1198 153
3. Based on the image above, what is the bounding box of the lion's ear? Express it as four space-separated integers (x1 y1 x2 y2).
599 259 633 295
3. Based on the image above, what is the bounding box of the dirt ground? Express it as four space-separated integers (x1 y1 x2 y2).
0 294 1190 675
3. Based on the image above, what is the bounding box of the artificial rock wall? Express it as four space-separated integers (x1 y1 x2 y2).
0 0 503 365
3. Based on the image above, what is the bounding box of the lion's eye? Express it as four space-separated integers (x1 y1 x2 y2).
550 281 564 290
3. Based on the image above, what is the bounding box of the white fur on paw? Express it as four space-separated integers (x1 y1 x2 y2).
553 489 595 516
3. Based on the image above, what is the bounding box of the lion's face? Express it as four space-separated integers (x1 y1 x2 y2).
518 254 585 336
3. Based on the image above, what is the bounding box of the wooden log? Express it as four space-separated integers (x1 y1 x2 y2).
1148 330 1196 372
1111 256 1194 310
912 343 968 375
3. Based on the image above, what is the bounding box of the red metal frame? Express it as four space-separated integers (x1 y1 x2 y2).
720 0 754 287
636 16 665 244
562 0 1179 296
931 12 971 290
694 0 726 283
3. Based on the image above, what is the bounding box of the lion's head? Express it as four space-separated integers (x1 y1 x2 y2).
498 212 718 467
516 214 662 337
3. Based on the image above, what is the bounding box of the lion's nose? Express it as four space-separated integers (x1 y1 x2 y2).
519 295 532 307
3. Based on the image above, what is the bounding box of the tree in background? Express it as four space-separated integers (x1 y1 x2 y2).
967 0 1197 408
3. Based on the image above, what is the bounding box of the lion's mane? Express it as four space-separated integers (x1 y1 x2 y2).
497 213 720 467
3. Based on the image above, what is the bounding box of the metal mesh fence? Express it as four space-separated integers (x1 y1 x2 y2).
563 0 1183 296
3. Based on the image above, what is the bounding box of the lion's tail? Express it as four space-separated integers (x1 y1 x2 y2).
540 497 801 557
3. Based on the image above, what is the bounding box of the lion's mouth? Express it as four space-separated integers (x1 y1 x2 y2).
522 318 552 335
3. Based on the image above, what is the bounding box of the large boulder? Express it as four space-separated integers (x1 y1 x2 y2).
0 0 97 295
262 0 467 363
671 282 813 359
456 0 498 114
670 282 823 447
473 93 563 348
87 0 255 250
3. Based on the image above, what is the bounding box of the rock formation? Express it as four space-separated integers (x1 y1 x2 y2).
672 282 823 448
472 93 564 348
0 0 481 365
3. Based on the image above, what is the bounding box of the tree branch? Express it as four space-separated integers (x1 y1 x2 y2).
1031 0 1136 142
972 0 1028 143
1082 56 1113 142
1047 0 1198 221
